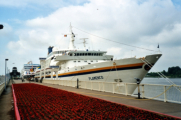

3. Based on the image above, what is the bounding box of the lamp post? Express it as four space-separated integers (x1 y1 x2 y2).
5 59 8 91
0 24 3 29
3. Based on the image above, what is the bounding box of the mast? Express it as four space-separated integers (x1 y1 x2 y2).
69 23 76 50
80 38 88 50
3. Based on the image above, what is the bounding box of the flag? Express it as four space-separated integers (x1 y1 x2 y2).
30 69 33 72
64 35 67 37
157 44 159 48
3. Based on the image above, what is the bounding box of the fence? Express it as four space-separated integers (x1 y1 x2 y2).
43 79 137 95
132 84 181 104
0 75 10 96
43 79 181 104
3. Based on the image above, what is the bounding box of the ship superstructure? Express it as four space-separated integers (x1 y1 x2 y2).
34 24 162 93
21 61 40 79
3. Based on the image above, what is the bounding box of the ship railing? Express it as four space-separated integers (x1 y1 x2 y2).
43 78 181 104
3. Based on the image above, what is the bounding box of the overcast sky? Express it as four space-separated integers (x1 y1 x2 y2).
0 0 181 74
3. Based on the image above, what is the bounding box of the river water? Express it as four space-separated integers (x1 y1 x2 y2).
133 78 181 103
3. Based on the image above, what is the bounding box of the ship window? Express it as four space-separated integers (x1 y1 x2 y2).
80 53 83 56
74 53 77 56
82 53 84 56
70 53 72 56
74 61 76 62
84 61 87 62
78 61 80 62
88 63 91 64
91 60 93 62
77 53 79 56
94 53 96 56
85 53 87 56
88 53 91 56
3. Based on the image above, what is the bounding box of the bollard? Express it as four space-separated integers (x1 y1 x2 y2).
137 84 141 99
135 78 141 99
77 79 79 89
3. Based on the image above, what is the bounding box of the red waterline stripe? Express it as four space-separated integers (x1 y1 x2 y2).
67 89 181 120
12 84 21 120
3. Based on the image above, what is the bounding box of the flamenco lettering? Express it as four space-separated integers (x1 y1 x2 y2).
89 76 104 80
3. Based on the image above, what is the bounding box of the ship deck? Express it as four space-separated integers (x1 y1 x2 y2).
0 79 181 119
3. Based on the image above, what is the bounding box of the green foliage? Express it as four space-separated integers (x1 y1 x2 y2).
146 66 181 78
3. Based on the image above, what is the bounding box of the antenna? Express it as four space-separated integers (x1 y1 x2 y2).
80 38 88 49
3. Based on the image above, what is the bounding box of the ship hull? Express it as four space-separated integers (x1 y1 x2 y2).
35 54 162 94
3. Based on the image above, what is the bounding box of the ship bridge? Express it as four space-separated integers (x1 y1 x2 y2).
55 50 113 61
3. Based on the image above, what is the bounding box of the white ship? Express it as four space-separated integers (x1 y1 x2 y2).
34 24 162 92
21 61 40 80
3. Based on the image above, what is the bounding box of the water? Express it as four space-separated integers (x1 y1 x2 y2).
141 78 181 85
134 78 181 103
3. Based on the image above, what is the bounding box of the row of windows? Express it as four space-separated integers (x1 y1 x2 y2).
74 60 96 62
70 53 103 56
24 66 39 68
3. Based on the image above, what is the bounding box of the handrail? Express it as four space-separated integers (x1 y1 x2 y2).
12 85 21 120
43 79 181 87
140 83 181 87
